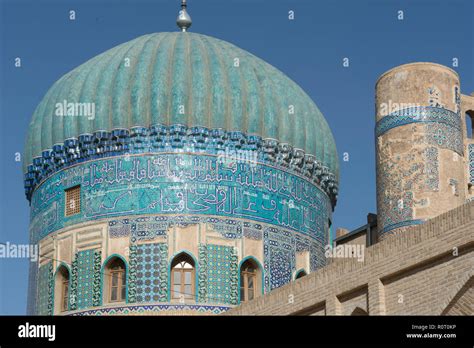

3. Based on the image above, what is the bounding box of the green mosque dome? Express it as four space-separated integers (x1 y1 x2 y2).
24 32 338 178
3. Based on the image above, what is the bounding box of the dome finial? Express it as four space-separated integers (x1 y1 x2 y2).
177 0 192 32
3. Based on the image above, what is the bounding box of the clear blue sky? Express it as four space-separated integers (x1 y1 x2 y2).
0 0 472 314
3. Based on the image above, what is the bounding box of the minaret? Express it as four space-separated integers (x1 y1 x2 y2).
177 0 192 32
375 63 466 240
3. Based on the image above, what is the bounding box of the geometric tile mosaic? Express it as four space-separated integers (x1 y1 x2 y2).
205 244 238 305
264 227 296 292
198 244 208 303
469 143 474 184
133 217 168 241
424 147 439 191
29 214 332 313
92 251 102 306
108 219 131 238
426 122 463 155
73 249 101 310
69 303 231 316
310 243 326 272
69 258 78 311
36 262 53 315
243 222 263 240
129 243 168 303
27 260 39 315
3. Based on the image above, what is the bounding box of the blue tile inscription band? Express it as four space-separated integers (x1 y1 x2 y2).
29 153 331 243
375 106 461 137
376 106 463 156
24 125 338 207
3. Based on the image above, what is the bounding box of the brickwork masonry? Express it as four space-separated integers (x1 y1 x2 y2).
225 201 474 315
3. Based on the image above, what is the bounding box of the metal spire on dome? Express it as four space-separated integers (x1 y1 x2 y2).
177 0 192 32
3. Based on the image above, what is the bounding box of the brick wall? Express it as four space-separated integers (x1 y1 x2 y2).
224 201 474 315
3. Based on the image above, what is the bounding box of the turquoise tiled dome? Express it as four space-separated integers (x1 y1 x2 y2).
24 32 338 178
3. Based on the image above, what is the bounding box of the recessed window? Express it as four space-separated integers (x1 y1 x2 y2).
171 254 195 300
65 185 81 216
55 266 70 313
240 259 260 303
104 258 126 303
62 279 69 311
295 270 307 279
465 111 474 139
351 307 368 316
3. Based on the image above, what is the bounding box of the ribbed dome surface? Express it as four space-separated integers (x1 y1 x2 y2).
24 32 338 177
